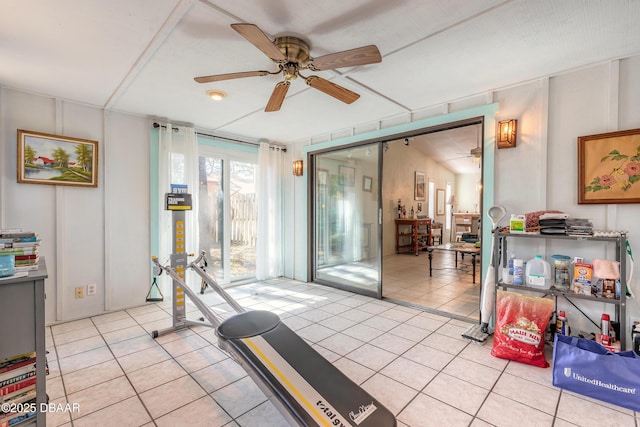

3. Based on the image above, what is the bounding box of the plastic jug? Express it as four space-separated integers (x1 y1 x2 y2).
526 255 551 289
550 254 571 290
510 214 525 233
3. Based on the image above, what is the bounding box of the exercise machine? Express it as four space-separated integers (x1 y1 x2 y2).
151 191 396 426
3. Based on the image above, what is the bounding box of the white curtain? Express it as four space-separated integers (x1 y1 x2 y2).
157 124 200 292
340 184 362 262
256 142 284 279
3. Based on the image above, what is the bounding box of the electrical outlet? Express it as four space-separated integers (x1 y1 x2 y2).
75 286 84 299
87 284 96 296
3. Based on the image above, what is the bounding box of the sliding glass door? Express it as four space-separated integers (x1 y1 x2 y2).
312 144 381 297
198 147 257 285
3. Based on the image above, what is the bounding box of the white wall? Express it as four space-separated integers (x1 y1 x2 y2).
0 88 150 324
289 54 640 347
381 140 456 256
3 52 640 345
455 172 482 214
492 59 640 338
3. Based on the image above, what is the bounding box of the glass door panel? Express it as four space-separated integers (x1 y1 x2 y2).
198 156 225 282
198 153 257 285
312 144 381 297
229 160 256 280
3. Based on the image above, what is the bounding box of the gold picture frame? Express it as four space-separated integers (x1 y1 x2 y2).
338 165 355 187
362 175 372 192
414 171 426 201
436 189 445 215
578 128 640 204
17 129 98 188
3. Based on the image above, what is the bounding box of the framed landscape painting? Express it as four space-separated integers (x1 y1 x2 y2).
17 129 98 188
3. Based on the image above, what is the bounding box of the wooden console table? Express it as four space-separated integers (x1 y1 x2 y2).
395 218 431 255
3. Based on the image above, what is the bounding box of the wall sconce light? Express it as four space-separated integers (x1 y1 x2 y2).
292 160 304 176
497 119 517 149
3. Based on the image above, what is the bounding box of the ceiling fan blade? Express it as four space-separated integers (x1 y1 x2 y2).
231 23 287 62
265 81 290 112
305 76 360 104
308 45 381 71
194 70 270 83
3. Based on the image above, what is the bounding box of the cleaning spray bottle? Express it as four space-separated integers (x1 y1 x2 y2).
505 252 515 284
556 311 569 336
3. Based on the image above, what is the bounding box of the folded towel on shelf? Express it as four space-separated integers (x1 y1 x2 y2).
524 210 565 231
593 258 620 280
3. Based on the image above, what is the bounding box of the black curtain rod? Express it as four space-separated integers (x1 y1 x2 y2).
152 122 286 152
153 122 178 132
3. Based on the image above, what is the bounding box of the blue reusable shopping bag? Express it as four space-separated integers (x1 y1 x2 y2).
552 334 640 411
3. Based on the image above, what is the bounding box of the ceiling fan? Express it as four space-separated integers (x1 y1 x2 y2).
194 23 382 112
469 146 482 160
451 146 482 162
450 126 483 162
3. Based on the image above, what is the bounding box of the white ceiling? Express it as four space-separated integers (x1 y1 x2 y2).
2 0 639 173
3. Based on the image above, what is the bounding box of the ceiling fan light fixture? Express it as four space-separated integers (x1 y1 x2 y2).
282 63 298 81
206 90 227 101
196 23 382 111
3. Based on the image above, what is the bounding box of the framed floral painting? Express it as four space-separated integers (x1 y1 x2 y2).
578 128 640 204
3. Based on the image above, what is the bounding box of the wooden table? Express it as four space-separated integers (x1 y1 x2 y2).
426 242 480 283
395 218 431 255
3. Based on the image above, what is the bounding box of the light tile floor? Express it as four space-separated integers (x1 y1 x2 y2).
45 279 638 426
383 251 481 321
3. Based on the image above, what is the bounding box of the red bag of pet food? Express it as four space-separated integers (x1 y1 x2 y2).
491 291 554 367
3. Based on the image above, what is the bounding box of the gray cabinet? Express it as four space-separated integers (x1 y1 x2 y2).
494 233 627 349
0 259 47 426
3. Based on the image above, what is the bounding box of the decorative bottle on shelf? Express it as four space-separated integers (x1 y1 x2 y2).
410 206 414 219
397 199 402 218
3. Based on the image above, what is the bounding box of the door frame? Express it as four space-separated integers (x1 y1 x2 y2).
303 103 499 300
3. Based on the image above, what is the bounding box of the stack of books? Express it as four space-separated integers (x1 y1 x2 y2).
566 218 594 237
0 229 40 272
0 352 37 426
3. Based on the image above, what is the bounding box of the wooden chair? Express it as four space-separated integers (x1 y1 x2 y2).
431 222 443 245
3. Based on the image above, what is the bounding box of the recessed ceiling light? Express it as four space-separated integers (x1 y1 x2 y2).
206 90 227 101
